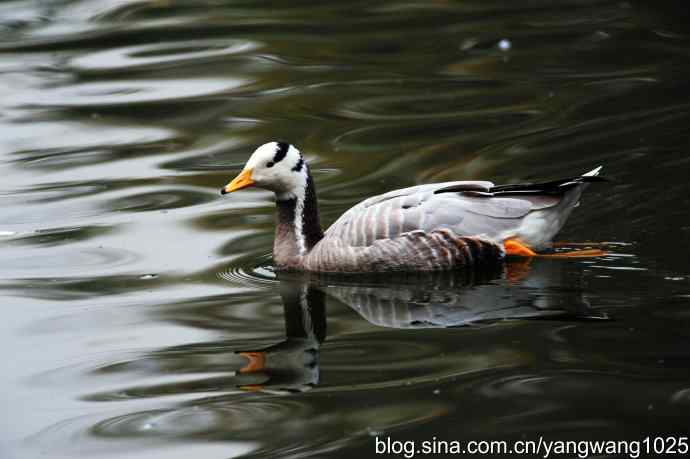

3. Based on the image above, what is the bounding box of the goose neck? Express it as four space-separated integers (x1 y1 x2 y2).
274 174 323 268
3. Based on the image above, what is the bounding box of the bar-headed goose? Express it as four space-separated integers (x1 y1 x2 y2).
221 142 605 272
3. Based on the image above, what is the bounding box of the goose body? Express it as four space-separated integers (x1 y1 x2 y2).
221 142 603 273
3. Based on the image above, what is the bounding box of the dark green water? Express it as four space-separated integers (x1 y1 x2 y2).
2 1 690 458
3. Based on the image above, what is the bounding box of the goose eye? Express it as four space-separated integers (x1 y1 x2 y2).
266 161 274 168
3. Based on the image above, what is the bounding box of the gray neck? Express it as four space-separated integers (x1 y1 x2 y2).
274 172 323 269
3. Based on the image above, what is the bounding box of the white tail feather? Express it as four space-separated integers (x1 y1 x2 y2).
582 166 603 177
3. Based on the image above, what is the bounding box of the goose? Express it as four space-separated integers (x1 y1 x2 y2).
220 142 605 272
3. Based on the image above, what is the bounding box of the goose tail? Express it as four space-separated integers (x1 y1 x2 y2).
582 165 603 178
505 166 607 251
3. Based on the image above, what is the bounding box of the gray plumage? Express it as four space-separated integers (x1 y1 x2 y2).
302 175 599 272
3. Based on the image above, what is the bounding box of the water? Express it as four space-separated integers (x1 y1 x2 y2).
2 1 690 457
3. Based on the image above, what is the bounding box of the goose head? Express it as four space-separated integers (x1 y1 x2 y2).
221 141 307 200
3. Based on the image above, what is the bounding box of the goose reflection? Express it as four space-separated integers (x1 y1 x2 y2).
316 259 606 328
235 281 326 394
236 259 607 392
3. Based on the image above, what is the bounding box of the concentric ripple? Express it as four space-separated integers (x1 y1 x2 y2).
91 400 310 439
217 253 276 287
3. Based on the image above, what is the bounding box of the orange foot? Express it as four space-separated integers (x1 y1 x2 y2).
238 351 266 374
504 239 536 257
504 239 607 259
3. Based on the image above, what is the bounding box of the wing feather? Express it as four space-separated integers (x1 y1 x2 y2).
325 181 549 247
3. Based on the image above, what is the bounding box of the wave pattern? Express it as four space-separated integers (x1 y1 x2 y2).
2 0 690 458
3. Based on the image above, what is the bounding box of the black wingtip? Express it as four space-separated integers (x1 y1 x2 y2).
434 183 492 195
581 175 609 183
435 171 610 197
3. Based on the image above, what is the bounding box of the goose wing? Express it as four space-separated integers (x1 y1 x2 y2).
324 181 558 247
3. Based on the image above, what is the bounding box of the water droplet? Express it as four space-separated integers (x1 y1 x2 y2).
433 389 441 395
498 39 511 51
367 427 383 436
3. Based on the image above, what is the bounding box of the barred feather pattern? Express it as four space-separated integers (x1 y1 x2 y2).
303 228 503 272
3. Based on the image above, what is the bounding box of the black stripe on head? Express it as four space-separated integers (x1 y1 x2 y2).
273 142 290 163
291 157 304 172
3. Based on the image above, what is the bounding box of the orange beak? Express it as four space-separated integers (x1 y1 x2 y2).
221 168 255 194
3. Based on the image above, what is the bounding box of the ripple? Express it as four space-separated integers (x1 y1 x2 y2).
2 225 114 247
320 334 525 392
5 121 177 155
92 400 308 438
217 251 277 289
331 114 534 154
0 273 169 301
32 394 450 458
107 188 215 213
13 78 250 108
28 398 312 455
68 39 262 74
336 85 538 122
325 337 440 368
24 181 125 205
0 246 138 275
478 374 555 399
152 291 285 333
462 369 688 435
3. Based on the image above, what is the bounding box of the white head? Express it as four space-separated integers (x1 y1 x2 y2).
221 142 308 199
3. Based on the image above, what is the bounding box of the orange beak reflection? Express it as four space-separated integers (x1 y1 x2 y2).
221 168 255 194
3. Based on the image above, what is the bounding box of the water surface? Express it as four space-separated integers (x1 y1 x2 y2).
2 1 690 458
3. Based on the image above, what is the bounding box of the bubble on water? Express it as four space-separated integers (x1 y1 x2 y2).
498 39 511 51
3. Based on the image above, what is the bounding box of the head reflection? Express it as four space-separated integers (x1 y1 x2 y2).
235 282 326 394
235 259 606 392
